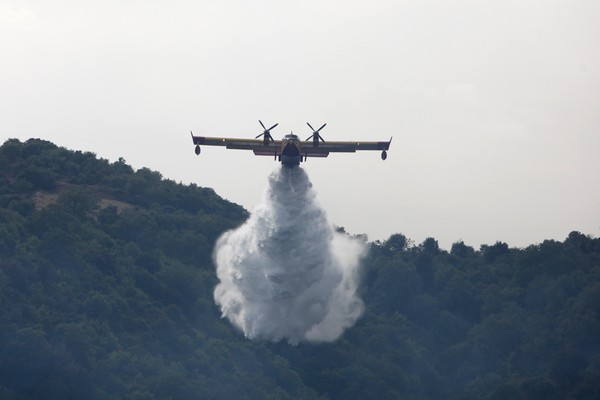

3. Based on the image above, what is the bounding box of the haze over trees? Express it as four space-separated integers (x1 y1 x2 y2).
1 138 599 399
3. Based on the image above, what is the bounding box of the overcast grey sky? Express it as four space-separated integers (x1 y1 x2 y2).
1 0 599 249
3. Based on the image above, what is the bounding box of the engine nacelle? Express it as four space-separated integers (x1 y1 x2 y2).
195 145 201 155
381 150 387 160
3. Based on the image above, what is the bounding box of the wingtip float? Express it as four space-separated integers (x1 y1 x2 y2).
190 121 392 167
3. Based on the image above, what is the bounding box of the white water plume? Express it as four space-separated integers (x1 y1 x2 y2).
213 167 365 344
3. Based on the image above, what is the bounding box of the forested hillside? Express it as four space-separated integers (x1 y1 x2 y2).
1 138 599 399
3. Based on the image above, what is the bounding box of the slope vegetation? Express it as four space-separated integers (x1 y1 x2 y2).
1 139 599 399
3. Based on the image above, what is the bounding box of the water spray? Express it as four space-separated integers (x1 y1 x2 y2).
213 167 365 344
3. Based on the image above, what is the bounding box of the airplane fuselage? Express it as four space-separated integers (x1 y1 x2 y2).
280 134 303 167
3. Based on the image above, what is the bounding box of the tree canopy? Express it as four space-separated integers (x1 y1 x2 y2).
1 138 599 399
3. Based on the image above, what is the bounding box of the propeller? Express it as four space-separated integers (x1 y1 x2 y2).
256 120 278 142
306 122 327 142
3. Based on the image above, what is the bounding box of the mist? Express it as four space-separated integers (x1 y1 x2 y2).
213 166 365 344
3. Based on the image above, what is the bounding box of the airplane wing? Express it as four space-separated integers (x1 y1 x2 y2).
301 138 392 158
191 130 392 163
191 134 282 156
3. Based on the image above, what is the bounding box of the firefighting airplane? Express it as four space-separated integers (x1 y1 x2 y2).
191 121 392 167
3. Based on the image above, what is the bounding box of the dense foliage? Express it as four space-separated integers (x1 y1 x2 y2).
1 138 599 399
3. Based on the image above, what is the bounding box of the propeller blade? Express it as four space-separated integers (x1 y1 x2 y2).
318 123 327 132
306 134 314 141
268 123 278 131
255 133 263 139
259 120 266 130
319 135 325 142
307 122 315 131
